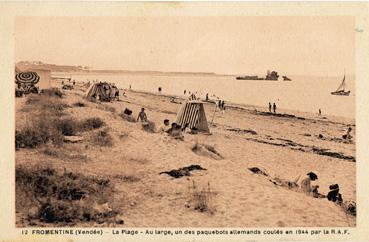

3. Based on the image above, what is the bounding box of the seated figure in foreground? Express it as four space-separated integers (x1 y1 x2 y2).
157 119 170 133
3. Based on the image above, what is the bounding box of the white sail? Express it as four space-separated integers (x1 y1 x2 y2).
335 75 346 92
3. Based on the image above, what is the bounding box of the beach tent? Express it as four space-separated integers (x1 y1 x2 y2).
85 82 113 102
175 95 210 133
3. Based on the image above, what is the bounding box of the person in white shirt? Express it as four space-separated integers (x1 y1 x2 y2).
157 119 170 133
298 172 318 195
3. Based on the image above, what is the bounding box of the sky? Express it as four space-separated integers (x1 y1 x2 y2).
15 16 355 76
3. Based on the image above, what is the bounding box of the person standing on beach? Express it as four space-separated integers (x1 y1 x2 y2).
269 102 272 112
184 90 186 95
343 127 353 140
205 93 209 101
137 108 148 122
273 103 277 113
319 109 322 116
218 100 222 110
221 100 225 111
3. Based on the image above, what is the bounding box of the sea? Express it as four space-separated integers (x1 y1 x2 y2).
66 73 355 119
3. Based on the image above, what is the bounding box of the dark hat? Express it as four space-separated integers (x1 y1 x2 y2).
329 184 339 190
307 172 318 180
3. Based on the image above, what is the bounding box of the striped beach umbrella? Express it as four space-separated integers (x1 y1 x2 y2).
15 72 40 84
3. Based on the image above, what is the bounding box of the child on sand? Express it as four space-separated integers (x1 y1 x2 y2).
137 108 148 122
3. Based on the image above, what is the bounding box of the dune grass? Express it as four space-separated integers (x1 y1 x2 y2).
92 128 113 147
16 89 106 149
16 165 118 225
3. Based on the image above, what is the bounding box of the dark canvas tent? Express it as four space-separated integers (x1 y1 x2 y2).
175 95 209 133
85 82 117 102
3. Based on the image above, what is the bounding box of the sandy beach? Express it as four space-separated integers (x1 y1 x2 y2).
15 81 356 227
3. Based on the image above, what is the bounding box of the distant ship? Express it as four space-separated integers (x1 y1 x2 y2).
282 76 292 81
331 74 350 96
265 70 279 80
236 70 279 81
236 75 264 80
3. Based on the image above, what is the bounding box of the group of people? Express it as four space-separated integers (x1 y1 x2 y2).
15 82 39 97
136 107 196 140
296 172 342 203
298 171 355 215
268 102 277 113
157 119 197 139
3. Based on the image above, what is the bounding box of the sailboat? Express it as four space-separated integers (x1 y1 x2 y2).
331 74 350 96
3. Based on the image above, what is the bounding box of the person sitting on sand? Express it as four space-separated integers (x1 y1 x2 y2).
166 122 177 134
157 119 170 133
166 123 184 140
181 123 192 133
298 172 319 196
137 108 148 122
170 124 184 140
327 184 343 205
190 127 198 135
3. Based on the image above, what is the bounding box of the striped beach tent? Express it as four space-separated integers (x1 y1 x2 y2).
175 95 209 133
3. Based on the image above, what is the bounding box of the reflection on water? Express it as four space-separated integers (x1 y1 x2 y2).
70 73 355 119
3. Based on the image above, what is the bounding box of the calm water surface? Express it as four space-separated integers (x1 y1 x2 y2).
69 73 355 119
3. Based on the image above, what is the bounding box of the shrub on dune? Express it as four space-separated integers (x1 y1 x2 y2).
16 116 64 149
80 117 105 131
41 88 64 98
15 165 118 225
186 180 215 214
92 129 113 147
56 118 79 136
